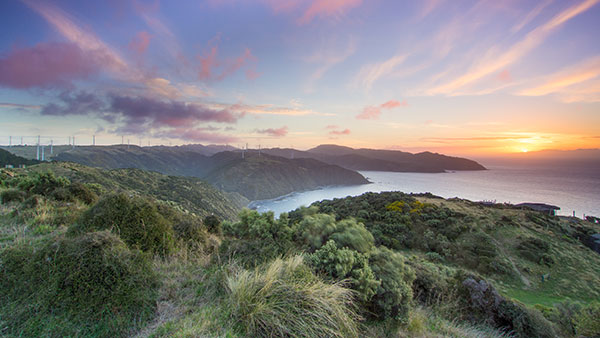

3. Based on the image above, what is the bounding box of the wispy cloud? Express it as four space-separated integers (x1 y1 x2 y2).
225 103 329 116
305 38 356 92
519 55 600 98
428 0 600 95
353 54 408 91
510 0 552 34
297 0 362 25
356 100 407 120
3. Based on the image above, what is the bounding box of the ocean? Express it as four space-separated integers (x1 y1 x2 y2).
248 163 600 218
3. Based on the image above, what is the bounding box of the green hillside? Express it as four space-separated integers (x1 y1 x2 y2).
1 166 599 338
204 152 369 200
0 148 39 167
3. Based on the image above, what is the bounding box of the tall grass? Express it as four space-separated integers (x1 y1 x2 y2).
225 255 360 338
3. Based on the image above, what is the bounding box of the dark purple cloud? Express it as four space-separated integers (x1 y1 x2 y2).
0 42 105 89
39 92 243 139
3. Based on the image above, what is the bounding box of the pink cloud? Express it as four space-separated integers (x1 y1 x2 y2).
356 99 407 120
0 42 102 89
197 44 257 81
198 46 219 80
497 69 512 83
329 128 351 135
246 68 261 80
381 100 407 109
256 126 289 137
325 124 339 129
297 0 362 25
129 31 152 54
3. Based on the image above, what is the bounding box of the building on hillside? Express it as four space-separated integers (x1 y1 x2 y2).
515 203 560 216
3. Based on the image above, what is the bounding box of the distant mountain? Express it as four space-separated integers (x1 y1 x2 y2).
52 145 368 200
0 148 39 167
264 144 486 172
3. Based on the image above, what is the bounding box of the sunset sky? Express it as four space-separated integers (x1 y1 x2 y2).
1 0 599 156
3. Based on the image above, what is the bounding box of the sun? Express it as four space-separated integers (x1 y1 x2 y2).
521 148 529 153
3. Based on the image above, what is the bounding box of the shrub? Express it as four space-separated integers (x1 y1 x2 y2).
496 300 557 338
296 213 374 253
407 257 457 305
0 231 158 337
517 237 554 266
225 256 360 338
72 193 175 255
0 188 26 204
69 182 98 204
204 214 222 234
368 246 415 323
308 240 379 302
221 209 294 265
18 171 70 196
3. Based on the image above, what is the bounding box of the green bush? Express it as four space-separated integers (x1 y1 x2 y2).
368 246 415 323
72 193 175 255
308 240 379 302
18 171 70 196
0 188 26 204
517 237 554 266
407 256 458 305
0 231 158 337
296 213 374 253
69 182 98 204
496 300 557 338
221 209 294 265
225 255 360 338
204 214 222 234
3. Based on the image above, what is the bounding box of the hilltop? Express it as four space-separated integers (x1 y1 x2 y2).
264 144 486 172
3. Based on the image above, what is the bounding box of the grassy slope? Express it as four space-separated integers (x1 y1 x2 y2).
387 195 600 307
27 162 247 220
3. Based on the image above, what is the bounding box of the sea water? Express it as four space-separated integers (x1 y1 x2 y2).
249 164 600 218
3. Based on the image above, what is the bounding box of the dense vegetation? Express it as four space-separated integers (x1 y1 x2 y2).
1 163 599 337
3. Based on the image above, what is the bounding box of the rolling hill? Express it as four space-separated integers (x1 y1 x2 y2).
49 145 369 200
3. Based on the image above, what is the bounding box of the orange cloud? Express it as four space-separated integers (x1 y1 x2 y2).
519 55 600 98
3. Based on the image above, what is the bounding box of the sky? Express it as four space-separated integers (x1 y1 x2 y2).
0 0 599 156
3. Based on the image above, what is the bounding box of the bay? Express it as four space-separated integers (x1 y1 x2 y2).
249 164 600 218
